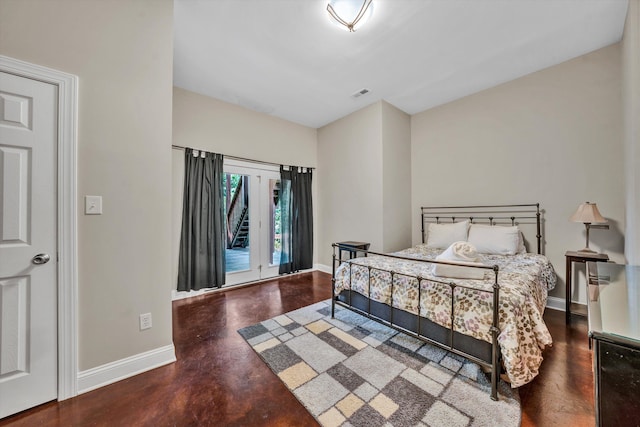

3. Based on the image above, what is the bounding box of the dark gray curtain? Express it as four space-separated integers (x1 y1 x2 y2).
279 166 313 274
177 148 226 291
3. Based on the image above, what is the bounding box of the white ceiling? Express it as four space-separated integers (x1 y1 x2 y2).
173 0 628 129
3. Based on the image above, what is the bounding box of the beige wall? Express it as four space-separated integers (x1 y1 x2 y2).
0 0 174 370
381 101 412 252
317 101 412 266
411 44 624 303
173 87 317 166
623 0 640 265
317 102 384 265
172 87 318 284
172 151 185 291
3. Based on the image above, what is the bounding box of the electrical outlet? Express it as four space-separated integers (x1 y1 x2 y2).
139 313 152 330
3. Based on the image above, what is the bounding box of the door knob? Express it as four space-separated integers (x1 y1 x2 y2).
32 253 51 265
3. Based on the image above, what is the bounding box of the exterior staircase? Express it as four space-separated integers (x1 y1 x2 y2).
230 208 249 248
227 176 250 249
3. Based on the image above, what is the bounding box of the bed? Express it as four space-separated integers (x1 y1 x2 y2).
331 204 556 400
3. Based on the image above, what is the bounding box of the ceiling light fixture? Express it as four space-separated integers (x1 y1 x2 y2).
327 0 374 32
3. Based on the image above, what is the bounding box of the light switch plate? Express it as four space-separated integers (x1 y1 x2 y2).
85 195 102 215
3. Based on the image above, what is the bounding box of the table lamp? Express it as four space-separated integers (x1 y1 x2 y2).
570 202 607 253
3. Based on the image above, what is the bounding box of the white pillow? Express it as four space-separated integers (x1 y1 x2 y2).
517 231 527 254
467 224 520 255
426 220 469 249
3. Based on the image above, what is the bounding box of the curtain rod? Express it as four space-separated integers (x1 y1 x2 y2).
171 144 315 170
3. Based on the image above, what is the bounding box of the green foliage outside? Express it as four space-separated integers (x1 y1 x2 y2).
222 173 242 211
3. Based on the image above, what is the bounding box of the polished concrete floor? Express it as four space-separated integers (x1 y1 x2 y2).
0 272 594 426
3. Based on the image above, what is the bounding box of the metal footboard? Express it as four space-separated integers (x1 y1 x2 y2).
331 244 502 401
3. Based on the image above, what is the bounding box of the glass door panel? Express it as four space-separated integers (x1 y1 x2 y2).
259 173 281 278
224 165 260 285
224 162 281 285
269 179 282 267
224 173 251 273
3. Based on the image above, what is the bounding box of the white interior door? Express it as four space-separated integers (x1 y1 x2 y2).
224 161 281 286
0 71 58 417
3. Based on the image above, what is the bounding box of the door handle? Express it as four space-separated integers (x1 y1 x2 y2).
32 253 51 265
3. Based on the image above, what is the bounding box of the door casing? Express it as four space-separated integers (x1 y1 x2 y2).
0 55 79 400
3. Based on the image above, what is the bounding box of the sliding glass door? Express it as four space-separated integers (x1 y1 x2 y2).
224 161 281 286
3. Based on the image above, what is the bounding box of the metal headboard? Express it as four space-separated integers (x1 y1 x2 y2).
421 203 542 254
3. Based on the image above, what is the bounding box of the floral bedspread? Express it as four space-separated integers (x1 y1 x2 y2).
333 245 556 387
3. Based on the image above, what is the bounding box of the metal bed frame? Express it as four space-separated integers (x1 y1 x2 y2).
331 203 542 401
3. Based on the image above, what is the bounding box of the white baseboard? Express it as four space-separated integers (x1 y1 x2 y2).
546 295 588 313
315 264 332 274
172 287 214 300
546 296 565 311
172 266 337 301
77 344 176 394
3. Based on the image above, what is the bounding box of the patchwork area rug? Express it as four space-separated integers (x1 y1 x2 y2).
238 300 520 427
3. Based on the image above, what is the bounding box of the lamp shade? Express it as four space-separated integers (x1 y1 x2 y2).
570 202 606 224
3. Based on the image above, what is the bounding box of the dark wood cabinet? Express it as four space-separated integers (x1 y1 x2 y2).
595 340 640 426
587 263 640 427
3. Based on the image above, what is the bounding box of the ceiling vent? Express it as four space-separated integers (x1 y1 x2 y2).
351 88 370 99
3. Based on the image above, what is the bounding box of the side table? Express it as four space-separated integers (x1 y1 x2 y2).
565 250 609 324
336 241 370 263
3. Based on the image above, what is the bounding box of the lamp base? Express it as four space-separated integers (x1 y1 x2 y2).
577 247 597 253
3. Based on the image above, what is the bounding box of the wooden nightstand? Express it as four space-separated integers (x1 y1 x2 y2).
565 250 609 324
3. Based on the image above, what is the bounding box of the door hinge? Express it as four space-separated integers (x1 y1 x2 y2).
259 264 262 271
